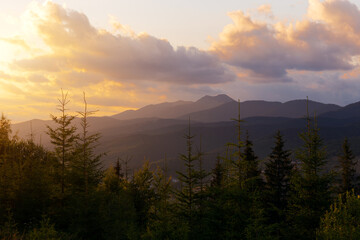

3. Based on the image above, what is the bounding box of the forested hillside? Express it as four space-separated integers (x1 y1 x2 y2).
1 94 360 239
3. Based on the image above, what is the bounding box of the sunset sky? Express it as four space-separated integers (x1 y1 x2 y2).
1 0 360 121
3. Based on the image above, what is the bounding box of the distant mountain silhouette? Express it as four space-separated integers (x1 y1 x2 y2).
112 94 235 120
13 95 360 176
178 99 341 122
320 101 360 119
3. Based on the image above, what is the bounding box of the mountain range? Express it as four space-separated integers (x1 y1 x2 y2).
11 94 360 175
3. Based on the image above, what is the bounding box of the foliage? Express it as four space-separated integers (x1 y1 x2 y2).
263 130 293 239
47 90 77 197
70 92 103 195
175 121 200 231
288 112 333 239
338 138 357 193
25 217 69 240
317 191 360 240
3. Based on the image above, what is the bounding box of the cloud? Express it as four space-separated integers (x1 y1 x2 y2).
258 4 272 14
211 0 360 82
0 37 31 50
13 1 234 86
257 4 274 19
3 0 360 121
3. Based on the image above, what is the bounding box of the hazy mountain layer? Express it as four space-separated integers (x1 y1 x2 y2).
12 95 360 175
112 94 234 120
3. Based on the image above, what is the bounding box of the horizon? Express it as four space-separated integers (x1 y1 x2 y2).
1 0 360 121
10 93 350 124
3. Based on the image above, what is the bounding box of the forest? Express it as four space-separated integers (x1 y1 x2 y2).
0 93 359 240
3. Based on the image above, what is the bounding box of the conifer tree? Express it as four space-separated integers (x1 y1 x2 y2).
338 138 357 193
265 130 293 211
176 120 200 238
130 161 155 235
71 92 103 195
47 90 77 197
145 160 176 239
263 130 293 239
114 158 123 179
288 100 333 239
211 155 224 188
205 155 227 239
227 99 245 185
197 136 208 196
242 131 262 189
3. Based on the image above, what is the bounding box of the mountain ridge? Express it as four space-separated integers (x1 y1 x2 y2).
10 95 360 173
112 94 235 120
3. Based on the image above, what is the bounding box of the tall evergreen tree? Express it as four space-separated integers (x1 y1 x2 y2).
265 130 293 211
114 158 123 179
264 130 293 239
288 102 333 239
47 90 77 198
130 161 155 236
71 92 103 195
242 131 262 189
338 138 357 193
176 120 200 239
211 155 225 188
145 162 179 239
227 99 245 186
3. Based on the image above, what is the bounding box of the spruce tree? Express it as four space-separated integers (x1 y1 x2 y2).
242 131 261 189
264 130 293 211
264 130 293 239
114 158 123 179
338 138 357 193
288 101 333 239
47 90 77 198
146 162 176 239
176 120 200 238
71 92 103 195
227 99 245 186
211 155 224 188
130 161 155 236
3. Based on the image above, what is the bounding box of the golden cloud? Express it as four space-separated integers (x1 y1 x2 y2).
14 1 234 85
211 0 360 82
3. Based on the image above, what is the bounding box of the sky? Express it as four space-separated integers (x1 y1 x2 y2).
1 0 360 121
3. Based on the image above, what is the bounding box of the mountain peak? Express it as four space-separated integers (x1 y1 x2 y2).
196 94 234 104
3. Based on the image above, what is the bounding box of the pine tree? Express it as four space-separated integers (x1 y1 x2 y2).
211 155 224 188
242 131 262 190
227 99 245 185
130 161 155 236
264 130 293 239
71 92 103 195
114 158 123 179
197 136 208 196
145 158 178 239
288 100 333 239
47 90 77 198
265 130 293 211
338 138 357 193
205 155 228 240
176 120 200 238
